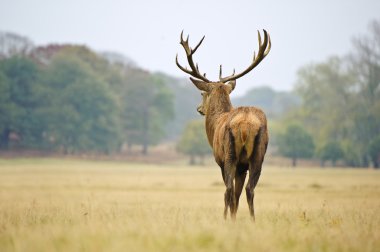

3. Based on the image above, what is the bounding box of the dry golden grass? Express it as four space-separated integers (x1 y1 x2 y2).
0 158 379 252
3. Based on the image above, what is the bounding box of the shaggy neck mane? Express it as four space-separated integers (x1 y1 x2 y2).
205 89 233 145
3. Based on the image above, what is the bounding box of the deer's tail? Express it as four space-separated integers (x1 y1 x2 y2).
230 114 261 159
240 122 261 158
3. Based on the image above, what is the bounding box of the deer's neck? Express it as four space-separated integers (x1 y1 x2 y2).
205 93 233 146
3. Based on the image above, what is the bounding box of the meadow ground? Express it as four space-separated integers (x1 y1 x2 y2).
0 159 379 252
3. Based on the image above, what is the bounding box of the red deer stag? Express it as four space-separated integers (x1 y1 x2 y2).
176 30 271 220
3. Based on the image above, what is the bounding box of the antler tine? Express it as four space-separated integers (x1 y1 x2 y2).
258 30 262 48
264 33 271 57
179 31 191 55
219 65 237 82
193 36 205 53
219 29 271 83
176 31 210 82
176 54 193 75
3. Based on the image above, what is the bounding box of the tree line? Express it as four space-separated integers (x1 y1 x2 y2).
273 20 380 167
0 33 174 154
1 19 379 168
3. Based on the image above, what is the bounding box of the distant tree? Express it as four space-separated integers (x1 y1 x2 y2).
369 135 380 168
295 57 355 142
0 69 12 149
277 124 315 167
1 43 176 154
41 52 122 153
177 120 211 165
154 73 200 140
317 141 344 167
0 32 34 58
290 19 380 167
348 19 380 166
0 56 45 149
121 68 174 155
341 141 362 167
291 56 366 167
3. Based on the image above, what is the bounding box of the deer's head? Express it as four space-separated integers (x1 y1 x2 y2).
176 30 271 116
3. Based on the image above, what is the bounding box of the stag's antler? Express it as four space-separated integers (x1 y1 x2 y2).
219 30 271 83
176 30 271 83
175 31 210 82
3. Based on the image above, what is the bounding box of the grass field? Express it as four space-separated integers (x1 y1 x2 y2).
0 159 379 252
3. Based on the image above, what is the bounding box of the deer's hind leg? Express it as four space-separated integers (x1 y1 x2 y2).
234 164 248 213
223 162 237 220
246 127 268 221
223 130 239 220
246 161 262 221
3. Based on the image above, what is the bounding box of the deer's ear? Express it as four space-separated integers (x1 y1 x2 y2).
225 80 236 93
190 78 210 92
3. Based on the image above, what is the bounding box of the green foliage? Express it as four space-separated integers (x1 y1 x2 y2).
369 135 380 168
120 69 174 154
154 73 201 139
0 40 176 155
284 20 380 167
42 52 122 153
0 56 46 148
294 57 355 142
277 124 315 167
317 141 344 167
348 20 380 166
177 120 211 165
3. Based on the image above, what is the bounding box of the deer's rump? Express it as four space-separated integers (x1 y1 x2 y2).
213 107 264 165
229 111 261 163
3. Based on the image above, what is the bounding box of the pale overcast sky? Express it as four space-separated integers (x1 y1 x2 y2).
0 0 379 95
